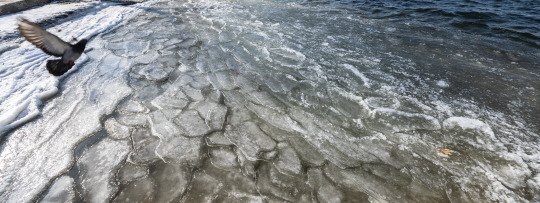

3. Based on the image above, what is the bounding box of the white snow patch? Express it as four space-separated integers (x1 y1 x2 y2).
0 3 143 135
41 176 75 203
0 2 97 36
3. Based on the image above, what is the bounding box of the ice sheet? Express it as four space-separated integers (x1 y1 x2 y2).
0 2 144 202
0 2 141 135
0 0 538 202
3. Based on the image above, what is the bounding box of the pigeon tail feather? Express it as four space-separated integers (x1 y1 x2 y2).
46 59 73 76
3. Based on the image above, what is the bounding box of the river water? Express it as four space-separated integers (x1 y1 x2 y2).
0 0 539 202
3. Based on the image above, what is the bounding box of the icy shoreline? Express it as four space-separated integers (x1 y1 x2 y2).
0 1 149 202
0 1 145 135
1 0 539 202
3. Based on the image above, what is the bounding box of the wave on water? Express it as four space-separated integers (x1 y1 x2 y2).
307 0 540 48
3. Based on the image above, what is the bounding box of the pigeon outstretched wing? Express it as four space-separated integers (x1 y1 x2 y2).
17 19 71 57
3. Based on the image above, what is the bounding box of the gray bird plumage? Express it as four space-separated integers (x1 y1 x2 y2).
18 19 87 76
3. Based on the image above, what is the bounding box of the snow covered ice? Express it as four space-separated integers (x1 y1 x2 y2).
1 0 539 202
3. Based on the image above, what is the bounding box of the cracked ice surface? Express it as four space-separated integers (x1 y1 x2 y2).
0 2 143 202
0 0 539 202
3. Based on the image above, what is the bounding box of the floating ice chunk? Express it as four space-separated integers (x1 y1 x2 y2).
174 110 212 137
436 80 450 88
172 74 194 87
180 171 222 202
288 137 325 166
274 142 302 176
196 58 210 73
206 132 233 146
208 89 224 103
235 148 257 178
208 59 230 73
104 118 132 139
287 108 379 167
367 108 441 132
148 110 182 141
78 138 131 203
224 122 277 161
219 31 237 42
244 91 285 111
177 38 198 48
256 163 309 201
269 47 306 66
118 100 147 114
308 168 351 202
137 63 172 82
492 161 531 190
307 168 326 189
155 136 202 165
318 184 344 203
150 91 189 110
189 73 211 89
233 74 259 92
263 74 298 93
182 161 263 202
117 163 148 184
396 96 433 113
240 41 267 62
324 163 401 202
222 90 249 108
163 38 183 47
225 106 254 126
210 148 239 170
183 85 204 101
207 46 228 63
443 117 494 138
442 117 501 150
258 122 289 142
128 128 160 164
223 56 245 72
149 162 190 202
327 87 372 119
207 71 237 90
41 176 75 203
113 178 155 202
342 64 371 88
177 62 196 72
193 101 228 131
133 50 159 64
261 150 278 160
156 54 178 67
124 40 150 57
365 97 400 109
116 114 148 127
246 102 294 132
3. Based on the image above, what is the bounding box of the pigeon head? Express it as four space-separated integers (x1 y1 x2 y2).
73 39 87 52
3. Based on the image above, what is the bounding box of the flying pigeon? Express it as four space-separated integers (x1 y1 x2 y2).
17 19 87 76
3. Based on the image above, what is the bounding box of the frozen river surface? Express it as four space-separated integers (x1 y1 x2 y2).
0 0 539 202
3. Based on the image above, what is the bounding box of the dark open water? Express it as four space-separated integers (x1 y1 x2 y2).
309 0 540 48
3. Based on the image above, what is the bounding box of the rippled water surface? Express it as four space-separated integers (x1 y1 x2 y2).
319 0 540 48
1 0 539 202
